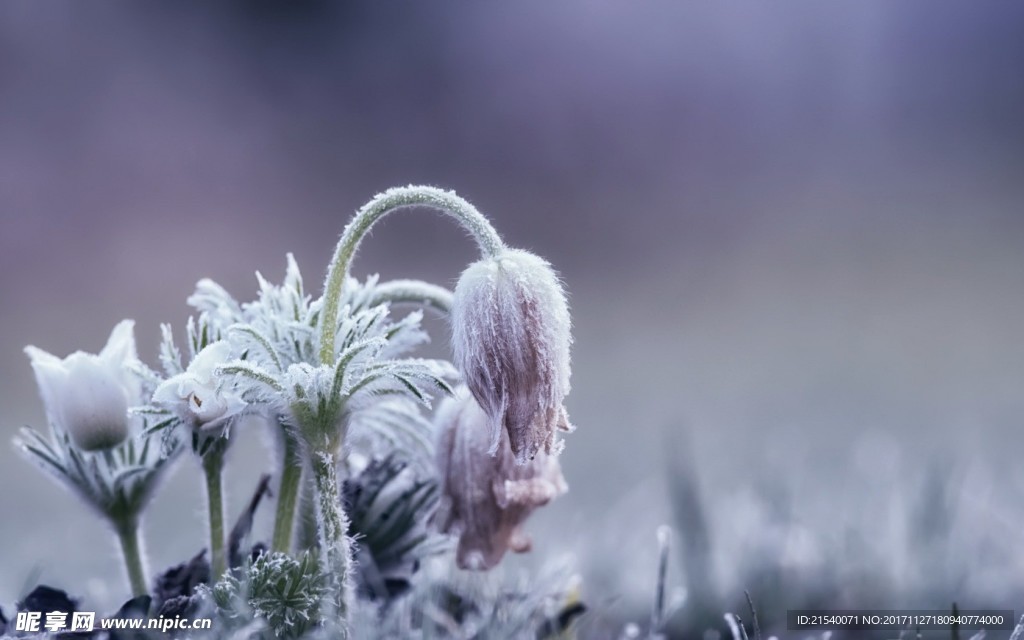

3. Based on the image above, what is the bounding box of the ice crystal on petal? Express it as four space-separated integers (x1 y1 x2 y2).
451 248 573 464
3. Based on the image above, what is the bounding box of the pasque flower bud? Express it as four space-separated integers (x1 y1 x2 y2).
24 320 140 451
435 389 568 570
451 248 572 464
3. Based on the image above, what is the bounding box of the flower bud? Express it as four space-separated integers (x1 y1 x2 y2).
451 248 572 464
24 320 139 451
434 389 568 570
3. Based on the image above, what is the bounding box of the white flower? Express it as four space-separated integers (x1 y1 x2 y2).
24 320 140 452
152 341 246 431
434 389 568 570
451 248 573 464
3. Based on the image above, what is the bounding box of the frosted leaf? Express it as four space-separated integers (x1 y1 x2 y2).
343 454 446 600
15 416 183 522
188 278 244 336
197 253 460 464
344 358 456 412
158 323 185 377
238 254 320 369
245 551 327 639
182 313 225 362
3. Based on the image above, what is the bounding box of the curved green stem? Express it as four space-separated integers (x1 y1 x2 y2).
319 186 504 365
272 429 303 553
114 517 147 597
368 279 453 315
202 447 227 581
311 449 353 634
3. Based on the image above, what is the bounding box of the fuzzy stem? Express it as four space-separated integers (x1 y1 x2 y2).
272 429 303 553
319 186 504 365
366 278 450 315
295 471 319 552
311 449 354 634
202 447 227 581
114 518 147 597
368 279 453 315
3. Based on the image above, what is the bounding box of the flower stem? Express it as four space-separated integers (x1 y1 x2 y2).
202 446 227 581
295 473 318 552
272 429 303 553
368 279 453 315
310 449 353 633
114 518 147 597
319 186 504 365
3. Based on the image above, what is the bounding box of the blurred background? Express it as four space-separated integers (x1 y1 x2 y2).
2 1 1023 636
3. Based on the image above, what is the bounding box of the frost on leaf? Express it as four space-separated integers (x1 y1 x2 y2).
211 256 458 449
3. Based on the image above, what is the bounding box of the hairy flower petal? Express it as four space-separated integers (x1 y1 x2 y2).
152 341 246 431
24 321 138 451
435 389 567 570
451 248 573 464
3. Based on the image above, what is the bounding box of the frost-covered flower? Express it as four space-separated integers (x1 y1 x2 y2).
434 389 568 570
152 341 245 431
451 248 573 464
24 320 140 451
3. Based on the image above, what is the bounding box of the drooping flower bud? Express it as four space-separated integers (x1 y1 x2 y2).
152 341 246 432
434 389 568 570
24 320 140 451
451 248 572 464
